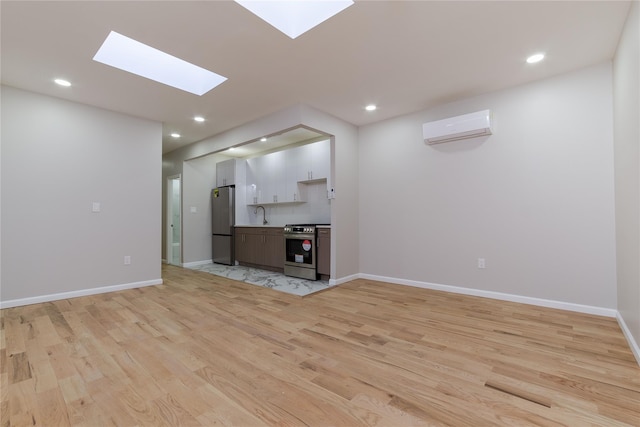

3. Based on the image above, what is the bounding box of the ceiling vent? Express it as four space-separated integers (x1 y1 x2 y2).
423 110 492 144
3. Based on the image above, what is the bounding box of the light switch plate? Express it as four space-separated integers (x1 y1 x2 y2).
190 206 197 213
92 202 101 213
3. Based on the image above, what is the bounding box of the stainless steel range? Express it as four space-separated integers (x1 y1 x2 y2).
283 224 326 280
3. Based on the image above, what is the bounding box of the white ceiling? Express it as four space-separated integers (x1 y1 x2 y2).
1 1 631 154
220 126 329 158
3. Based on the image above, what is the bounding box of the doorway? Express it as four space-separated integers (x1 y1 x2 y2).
167 174 182 266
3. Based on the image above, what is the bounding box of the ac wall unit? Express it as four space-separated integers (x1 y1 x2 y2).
422 110 492 144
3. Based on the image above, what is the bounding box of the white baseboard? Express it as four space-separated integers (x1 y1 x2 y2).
0 278 163 309
183 260 213 268
616 312 640 366
357 273 618 318
330 273 359 287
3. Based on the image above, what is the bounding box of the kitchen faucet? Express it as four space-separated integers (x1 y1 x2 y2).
255 205 268 225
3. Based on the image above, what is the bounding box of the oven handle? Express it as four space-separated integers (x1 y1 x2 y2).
284 233 316 240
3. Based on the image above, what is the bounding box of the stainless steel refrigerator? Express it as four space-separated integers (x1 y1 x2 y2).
212 186 235 265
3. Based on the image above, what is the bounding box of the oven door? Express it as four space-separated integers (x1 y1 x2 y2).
284 232 317 280
284 233 316 268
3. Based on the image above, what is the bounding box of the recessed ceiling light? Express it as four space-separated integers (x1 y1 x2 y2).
171 133 181 138
194 116 205 122
260 137 267 142
235 0 354 39
526 53 545 64
54 78 71 87
365 104 377 111
93 31 227 96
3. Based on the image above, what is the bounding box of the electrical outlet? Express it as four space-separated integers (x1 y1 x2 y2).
124 256 131 265
477 258 486 269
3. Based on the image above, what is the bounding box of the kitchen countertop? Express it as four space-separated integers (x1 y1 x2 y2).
235 224 284 228
235 224 331 228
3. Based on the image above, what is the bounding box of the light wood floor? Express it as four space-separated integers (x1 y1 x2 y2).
2 265 639 426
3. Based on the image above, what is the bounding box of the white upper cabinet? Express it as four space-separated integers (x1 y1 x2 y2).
245 139 331 205
262 150 286 204
246 150 287 204
246 157 260 205
216 159 236 187
285 146 304 202
295 139 330 182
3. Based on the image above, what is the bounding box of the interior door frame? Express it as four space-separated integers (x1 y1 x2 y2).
166 174 182 266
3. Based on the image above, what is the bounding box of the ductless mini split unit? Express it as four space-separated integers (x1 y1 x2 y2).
422 110 492 144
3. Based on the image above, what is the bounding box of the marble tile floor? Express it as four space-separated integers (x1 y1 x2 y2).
186 262 335 297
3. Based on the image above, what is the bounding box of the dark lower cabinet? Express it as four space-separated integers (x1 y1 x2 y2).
235 227 284 271
235 230 261 265
317 228 330 277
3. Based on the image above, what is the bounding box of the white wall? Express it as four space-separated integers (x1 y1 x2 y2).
613 1 640 361
1 86 162 306
358 62 617 310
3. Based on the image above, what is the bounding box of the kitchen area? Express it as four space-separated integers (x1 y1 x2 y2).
201 136 334 295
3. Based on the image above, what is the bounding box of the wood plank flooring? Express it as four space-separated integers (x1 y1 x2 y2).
1 264 639 426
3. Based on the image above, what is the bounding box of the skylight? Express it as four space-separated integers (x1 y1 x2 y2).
93 31 227 96
235 0 354 39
